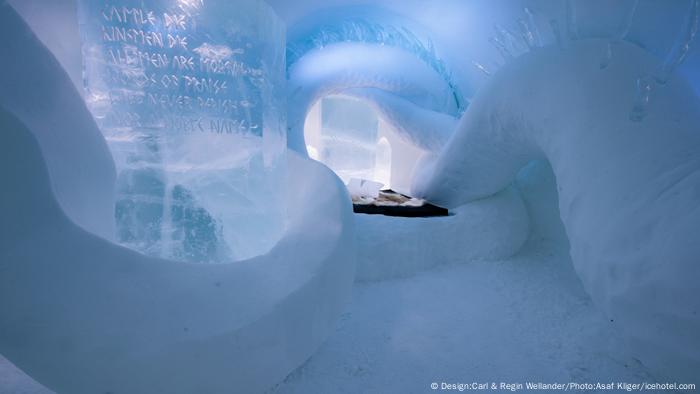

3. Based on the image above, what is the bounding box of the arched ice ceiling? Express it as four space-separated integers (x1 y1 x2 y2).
268 0 700 97
9 0 700 103
7 0 700 153
270 0 700 153
8 0 699 98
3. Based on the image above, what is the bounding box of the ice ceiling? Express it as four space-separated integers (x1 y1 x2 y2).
1 0 700 393
271 0 700 158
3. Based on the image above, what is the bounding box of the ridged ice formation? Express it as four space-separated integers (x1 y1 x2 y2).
418 39 700 382
0 5 356 393
286 10 465 113
287 42 459 153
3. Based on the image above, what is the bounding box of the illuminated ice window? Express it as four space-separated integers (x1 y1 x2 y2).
304 95 392 188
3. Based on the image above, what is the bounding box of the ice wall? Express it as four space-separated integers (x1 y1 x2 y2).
0 104 355 393
418 39 700 383
281 0 700 157
0 1 116 240
5 0 83 92
287 42 457 154
0 3 359 392
286 6 465 112
314 95 380 184
340 87 456 152
78 0 287 261
354 186 529 281
280 1 700 382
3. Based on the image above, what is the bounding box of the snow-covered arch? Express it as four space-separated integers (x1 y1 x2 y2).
0 5 356 393
302 87 457 157
418 39 700 382
0 105 356 393
288 42 458 153
286 7 464 155
340 87 457 152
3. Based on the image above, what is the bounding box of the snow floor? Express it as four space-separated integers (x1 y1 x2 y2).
0 237 657 394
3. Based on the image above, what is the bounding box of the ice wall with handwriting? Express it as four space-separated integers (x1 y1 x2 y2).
78 0 287 262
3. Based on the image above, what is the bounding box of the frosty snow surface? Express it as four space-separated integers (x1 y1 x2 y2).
2 0 700 393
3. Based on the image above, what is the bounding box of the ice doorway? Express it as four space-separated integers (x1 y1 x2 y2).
305 95 405 189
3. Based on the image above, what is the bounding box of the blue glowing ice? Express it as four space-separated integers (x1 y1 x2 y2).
78 0 287 261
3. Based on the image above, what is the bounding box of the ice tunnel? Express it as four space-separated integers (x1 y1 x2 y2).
1 0 699 393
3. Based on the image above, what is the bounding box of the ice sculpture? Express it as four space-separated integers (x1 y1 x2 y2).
375 136 392 186
317 95 379 183
285 9 464 156
286 8 464 104
1 5 356 393
0 1 116 240
287 42 458 153
0 105 355 393
418 39 700 382
78 0 287 261
340 87 457 152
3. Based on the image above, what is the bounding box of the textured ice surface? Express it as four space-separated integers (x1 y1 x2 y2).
340 87 457 152
78 0 287 261
419 39 700 382
0 107 355 394
286 7 466 112
4 0 700 390
347 179 383 199
287 42 457 153
1 4 354 392
0 2 115 239
354 186 528 282
5 0 84 92
316 95 380 183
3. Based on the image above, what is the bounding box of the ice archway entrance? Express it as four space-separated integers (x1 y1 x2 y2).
3 0 700 392
303 95 425 193
285 6 463 159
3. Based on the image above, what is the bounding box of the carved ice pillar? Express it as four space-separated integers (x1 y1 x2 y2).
78 0 287 262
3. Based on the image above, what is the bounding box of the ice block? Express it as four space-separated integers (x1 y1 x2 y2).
78 0 287 262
